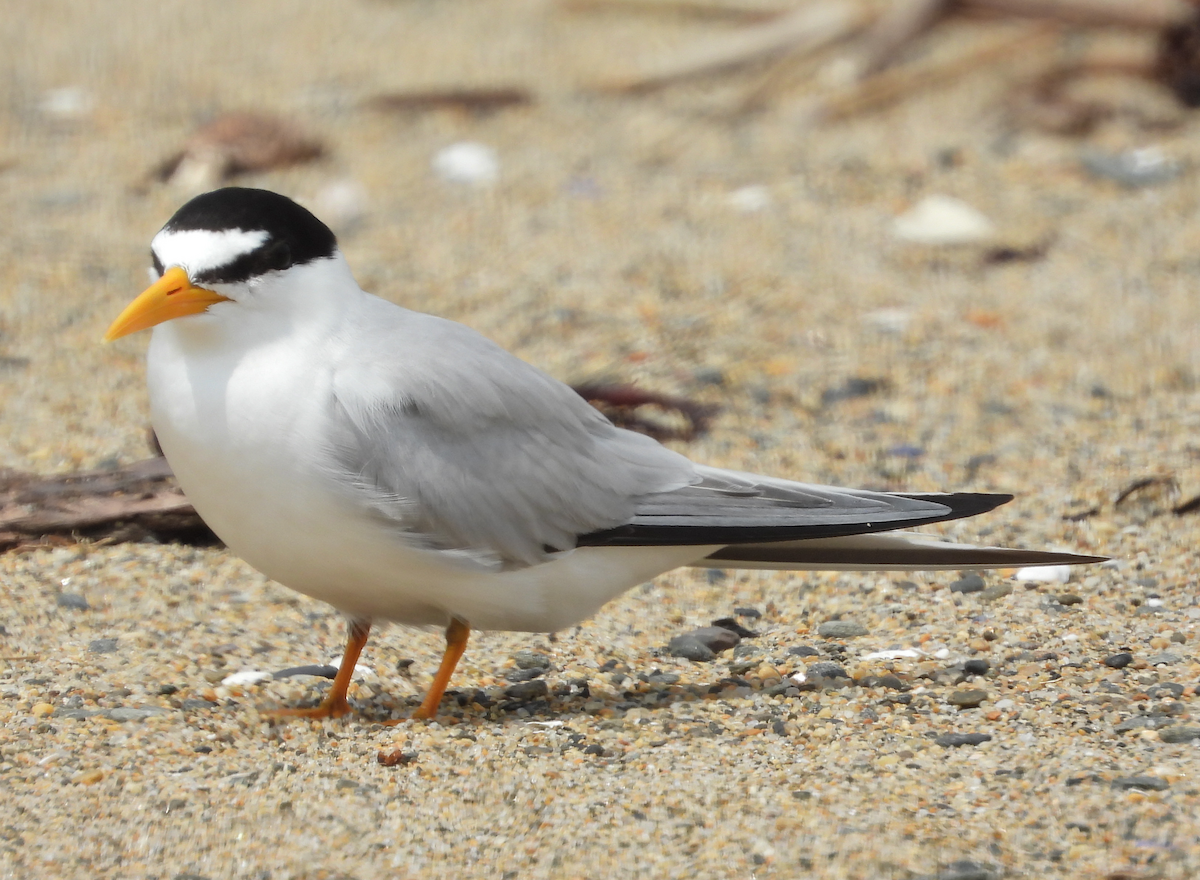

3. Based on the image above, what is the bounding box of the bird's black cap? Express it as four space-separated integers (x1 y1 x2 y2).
155 187 338 285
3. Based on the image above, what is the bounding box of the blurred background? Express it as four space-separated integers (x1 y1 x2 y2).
3 1 1200 878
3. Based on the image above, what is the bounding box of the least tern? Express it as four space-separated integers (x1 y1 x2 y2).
105 188 1103 721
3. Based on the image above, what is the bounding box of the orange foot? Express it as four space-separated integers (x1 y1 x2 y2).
265 619 370 722
382 619 471 725
266 693 353 720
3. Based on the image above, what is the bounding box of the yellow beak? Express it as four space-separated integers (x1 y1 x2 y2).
104 266 231 341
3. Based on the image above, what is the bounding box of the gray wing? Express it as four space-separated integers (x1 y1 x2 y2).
326 303 696 566
326 298 1018 567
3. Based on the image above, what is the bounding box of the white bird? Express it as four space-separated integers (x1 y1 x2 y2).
105 188 1103 721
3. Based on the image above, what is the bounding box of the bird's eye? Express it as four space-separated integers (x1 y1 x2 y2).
151 253 164 278
263 239 292 272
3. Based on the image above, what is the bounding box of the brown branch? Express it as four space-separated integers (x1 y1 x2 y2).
364 87 535 115
0 458 214 552
598 0 866 93
855 0 956 78
964 0 1194 29
809 24 1055 123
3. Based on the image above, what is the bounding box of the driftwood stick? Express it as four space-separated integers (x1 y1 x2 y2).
599 0 866 93
964 0 1194 29
0 458 211 552
808 24 1055 123
364 87 535 114
855 0 956 78
559 0 786 21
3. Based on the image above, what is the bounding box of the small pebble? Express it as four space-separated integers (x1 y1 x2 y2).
938 860 996 880
1104 653 1134 669
505 667 545 683
807 661 848 680
55 593 89 610
817 620 868 639
947 689 988 709
963 659 990 676
1158 726 1200 744
1111 775 1169 791
87 638 118 654
950 574 986 594
1080 147 1180 188
107 707 163 722
935 732 992 748
513 650 551 670
710 617 757 639
504 680 548 702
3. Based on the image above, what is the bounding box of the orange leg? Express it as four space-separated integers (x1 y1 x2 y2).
269 619 371 720
411 618 470 720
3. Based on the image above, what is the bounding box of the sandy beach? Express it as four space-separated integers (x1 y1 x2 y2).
2 2 1199 877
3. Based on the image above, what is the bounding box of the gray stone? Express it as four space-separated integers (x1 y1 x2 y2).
1103 652 1133 669
935 732 992 747
949 574 986 594
504 679 549 702
1111 775 1169 791
1115 715 1171 733
1081 148 1180 188
505 667 545 683
981 584 1013 601
1056 593 1083 606
87 638 118 654
807 661 848 680
513 650 551 670
181 699 218 711
107 707 164 722
947 689 988 709
1147 682 1185 698
690 626 741 652
56 593 89 610
1148 652 1182 666
937 859 997 880
1158 726 1200 744
666 635 714 662
962 659 990 676
816 620 868 639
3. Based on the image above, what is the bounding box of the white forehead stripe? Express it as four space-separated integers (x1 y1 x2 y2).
151 228 269 276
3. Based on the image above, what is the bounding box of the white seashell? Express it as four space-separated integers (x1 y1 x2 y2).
220 670 273 687
892 194 995 245
432 142 499 185
1014 565 1071 583
862 649 922 660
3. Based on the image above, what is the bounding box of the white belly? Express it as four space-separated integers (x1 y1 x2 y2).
146 323 713 632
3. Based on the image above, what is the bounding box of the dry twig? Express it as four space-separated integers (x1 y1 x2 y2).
0 458 211 551
600 0 865 93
